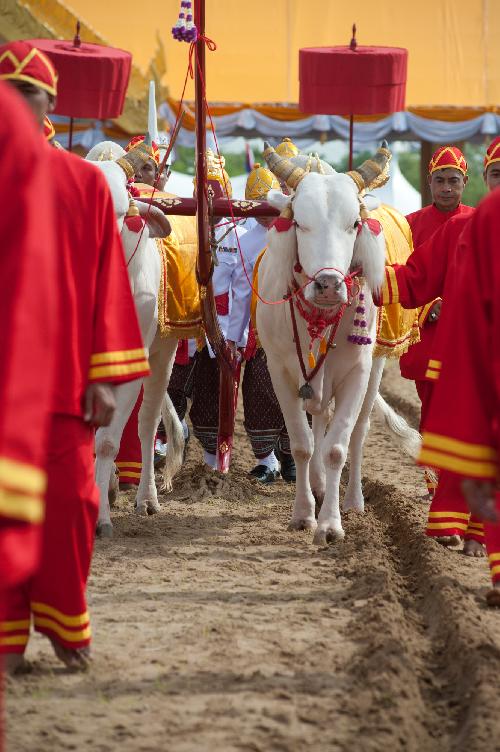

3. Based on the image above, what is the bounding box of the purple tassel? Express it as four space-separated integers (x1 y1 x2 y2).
172 0 198 42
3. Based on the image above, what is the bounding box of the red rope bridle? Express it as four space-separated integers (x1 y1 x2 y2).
289 267 360 389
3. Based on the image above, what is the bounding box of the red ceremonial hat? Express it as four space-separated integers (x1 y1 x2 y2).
428 146 467 175
484 137 500 170
125 135 160 167
43 115 55 141
0 40 58 97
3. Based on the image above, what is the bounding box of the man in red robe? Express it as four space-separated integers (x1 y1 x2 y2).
401 146 473 445
0 41 150 673
374 148 480 553
0 82 58 730
419 188 500 606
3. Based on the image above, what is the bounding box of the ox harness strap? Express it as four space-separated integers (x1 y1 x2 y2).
288 270 360 400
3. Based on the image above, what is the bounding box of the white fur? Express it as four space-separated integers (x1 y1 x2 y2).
352 223 386 295
256 171 418 544
89 145 184 536
86 140 125 162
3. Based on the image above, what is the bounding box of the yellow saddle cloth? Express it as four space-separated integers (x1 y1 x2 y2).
136 185 202 339
251 204 419 358
371 204 419 358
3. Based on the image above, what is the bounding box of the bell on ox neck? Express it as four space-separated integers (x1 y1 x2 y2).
298 383 314 400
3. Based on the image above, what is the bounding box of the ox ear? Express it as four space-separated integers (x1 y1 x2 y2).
352 223 386 294
135 202 172 239
266 189 292 212
92 161 129 217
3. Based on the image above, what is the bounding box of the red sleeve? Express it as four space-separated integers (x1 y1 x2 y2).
375 215 470 308
0 84 57 526
420 196 500 479
88 175 150 384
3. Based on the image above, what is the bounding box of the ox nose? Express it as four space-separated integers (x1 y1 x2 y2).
314 273 342 293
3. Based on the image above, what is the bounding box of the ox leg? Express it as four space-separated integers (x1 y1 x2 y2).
309 412 329 514
344 356 386 513
135 336 178 516
313 372 369 546
267 366 316 530
95 379 144 537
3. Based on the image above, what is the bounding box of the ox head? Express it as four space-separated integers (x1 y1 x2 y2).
263 142 390 307
87 142 171 263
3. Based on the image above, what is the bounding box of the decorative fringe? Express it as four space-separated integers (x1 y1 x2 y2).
348 284 372 346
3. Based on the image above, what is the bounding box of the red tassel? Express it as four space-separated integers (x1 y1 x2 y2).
124 215 144 233
357 218 382 237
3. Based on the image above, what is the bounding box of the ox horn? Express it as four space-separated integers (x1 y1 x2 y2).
115 143 153 180
347 140 392 192
263 142 306 190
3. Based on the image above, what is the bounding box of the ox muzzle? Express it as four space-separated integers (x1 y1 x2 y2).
311 272 347 305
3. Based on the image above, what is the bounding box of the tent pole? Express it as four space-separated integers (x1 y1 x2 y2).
348 114 354 171
68 117 74 152
194 0 209 285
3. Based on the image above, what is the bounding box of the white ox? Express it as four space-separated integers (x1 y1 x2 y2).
88 143 185 537
256 143 419 545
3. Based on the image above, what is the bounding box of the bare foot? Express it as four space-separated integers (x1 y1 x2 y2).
486 585 500 608
49 639 91 671
435 535 462 547
463 539 486 558
2 653 29 676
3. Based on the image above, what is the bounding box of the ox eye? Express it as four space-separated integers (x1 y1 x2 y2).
353 219 360 229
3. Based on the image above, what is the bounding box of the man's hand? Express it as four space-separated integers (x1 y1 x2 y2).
461 478 498 522
83 383 116 427
226 340 238 358
428 300 442 323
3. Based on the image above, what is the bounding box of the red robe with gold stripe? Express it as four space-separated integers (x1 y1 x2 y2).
0 82 57 590
375 207 474 428
420 194 500 479
374 208 482 541
401 203 474 385
1 148 150 657
48 149 150 414
419 190 500 580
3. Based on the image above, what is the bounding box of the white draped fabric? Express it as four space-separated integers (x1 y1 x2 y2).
50 104 499 152
158 103 499 148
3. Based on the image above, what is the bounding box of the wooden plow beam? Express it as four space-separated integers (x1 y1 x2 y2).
150 0 279 472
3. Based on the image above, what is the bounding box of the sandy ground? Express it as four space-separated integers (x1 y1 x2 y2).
6 361 500 752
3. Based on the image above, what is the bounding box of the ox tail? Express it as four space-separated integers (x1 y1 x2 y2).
373 393 422 460
160 393 185 494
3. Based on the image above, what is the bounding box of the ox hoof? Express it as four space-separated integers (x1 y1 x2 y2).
147 499 161 515
313 527 345 547
288 518 317 532
343 496 365 514
96 522 113 539
134 504 148 516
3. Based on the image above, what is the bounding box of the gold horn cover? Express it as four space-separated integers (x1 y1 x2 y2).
263 142 306 190
116 143 154 180
347 141 392 192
